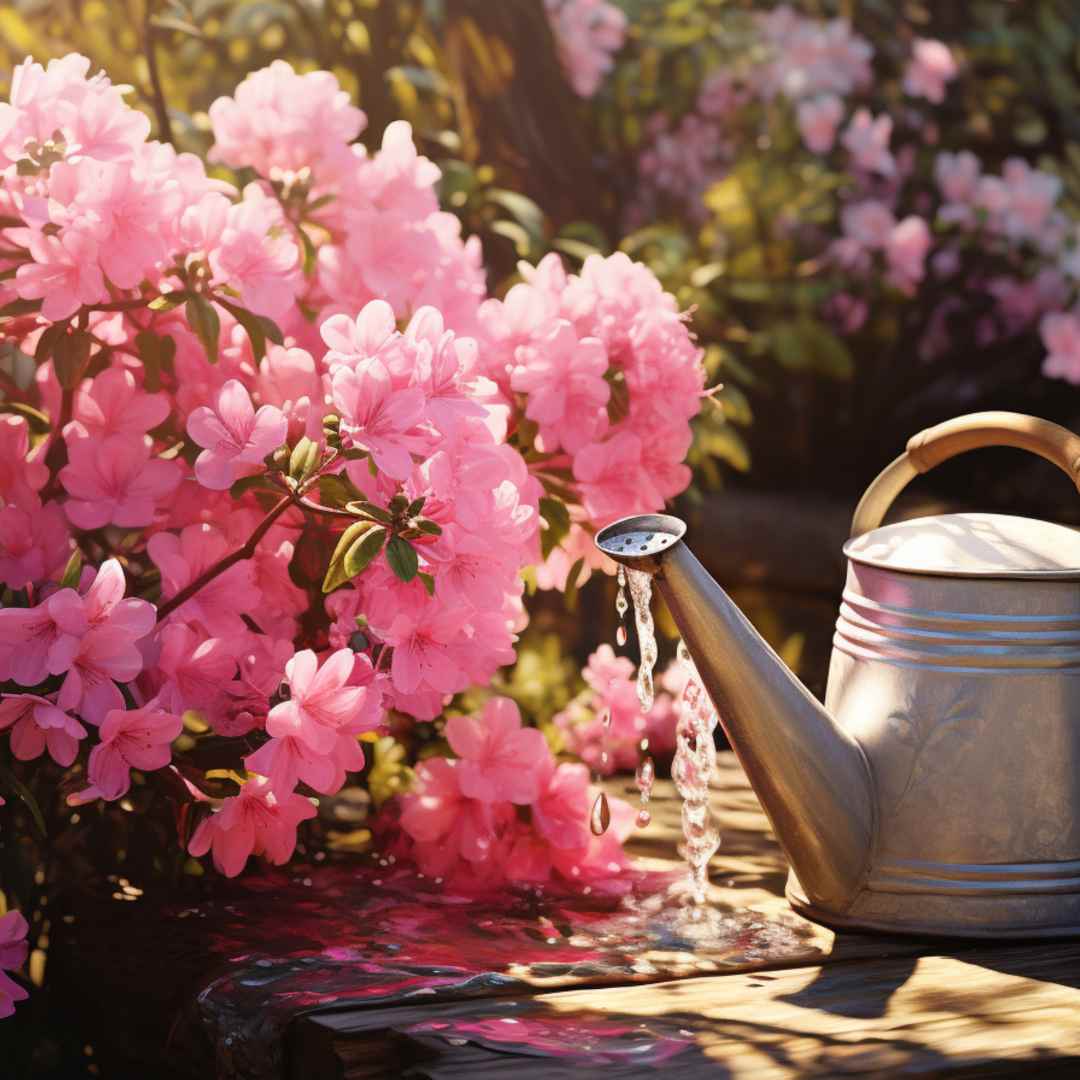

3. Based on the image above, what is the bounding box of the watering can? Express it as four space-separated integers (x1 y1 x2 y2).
596 412 1080 938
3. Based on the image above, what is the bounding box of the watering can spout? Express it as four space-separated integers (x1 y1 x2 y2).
596 514 875 912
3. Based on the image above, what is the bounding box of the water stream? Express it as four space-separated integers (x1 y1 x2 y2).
621 570 721 922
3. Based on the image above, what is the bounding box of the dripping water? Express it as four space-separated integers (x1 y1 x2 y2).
671 639 721 913
626 570 657 712
590 791 611 836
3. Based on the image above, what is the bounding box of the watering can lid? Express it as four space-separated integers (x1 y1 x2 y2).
844 512 1080 579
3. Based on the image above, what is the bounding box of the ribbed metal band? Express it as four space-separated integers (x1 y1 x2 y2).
834 590 1080 671
869 857 1080 896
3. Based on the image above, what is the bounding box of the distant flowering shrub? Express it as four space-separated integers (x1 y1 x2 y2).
0 49 707 996
617 3 1079 401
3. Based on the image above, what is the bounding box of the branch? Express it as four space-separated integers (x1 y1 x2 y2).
156 494 294 622
144 4 175 145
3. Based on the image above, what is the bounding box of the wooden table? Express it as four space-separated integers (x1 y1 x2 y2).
62 753 1080 1078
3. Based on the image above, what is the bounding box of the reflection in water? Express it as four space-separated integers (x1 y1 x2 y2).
184 861 816 1079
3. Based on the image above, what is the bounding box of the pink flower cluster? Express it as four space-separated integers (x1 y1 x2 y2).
544 0 627 98
399 697 635 891
478 252 704 585
554 646 678 775
321 301 540 719
0 52 710 1005
1 55 301 323
754 6 872 102
0 911 28 1019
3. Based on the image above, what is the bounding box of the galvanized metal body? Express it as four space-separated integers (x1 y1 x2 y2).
799 553 1080 937
596 412 1080 939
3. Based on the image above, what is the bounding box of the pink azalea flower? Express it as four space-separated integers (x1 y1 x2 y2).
383 604 468 697
0 499 71 590
330 360 425 480
0 416 49 509
545 0 627 97
0 910 28 972
60 433 181 529
797 94 843 154
73 367 170 441
841 199 896 249
886 216 932 295
0 910 28 1019
14 227 107 321
398 756 510 874
0 694 86 767
245 728 364 798
265 648 376 754
1041 311 1080 384
208 60 366 181
572 431 660 527
445 697 549 804
531 760 593 850
188 776 317 877
71 700 182 803
510 321 610 454
149 524 260 638
841 108 895 177
903 39 958 105
186 378 288 490
153 623 237 720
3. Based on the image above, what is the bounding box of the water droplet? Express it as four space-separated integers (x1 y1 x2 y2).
616 624 628 647
590 792 611 836
636 808 651 828
636 755 655 793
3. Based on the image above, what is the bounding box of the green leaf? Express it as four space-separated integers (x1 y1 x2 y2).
58 548 83 590
346 500 394 525
0 762 46 837
487 188 545 240
415 519 442 536
185 295 221 364
149 292 186 312
217 298 284 360
386 535 419 582
0 401 51 432
344 524 388 581
53 329 93 389
34 321 70 364
539 495 571 559
417 571 436 596
323 521 377 593
299 228 318 276
318 474 363 509
135 330 177 393
0 298 43 318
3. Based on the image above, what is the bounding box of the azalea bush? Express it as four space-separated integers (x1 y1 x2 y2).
0 45 709 1023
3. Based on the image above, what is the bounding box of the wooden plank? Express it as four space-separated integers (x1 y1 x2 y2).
285 755 959 1078
297 944 1080 1078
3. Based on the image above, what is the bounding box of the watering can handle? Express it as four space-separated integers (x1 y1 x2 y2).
850 411 1080 537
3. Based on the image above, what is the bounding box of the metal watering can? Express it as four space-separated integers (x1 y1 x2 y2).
596 412 1080 938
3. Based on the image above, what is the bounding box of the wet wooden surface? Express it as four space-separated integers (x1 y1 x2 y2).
287 752 1080 1078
